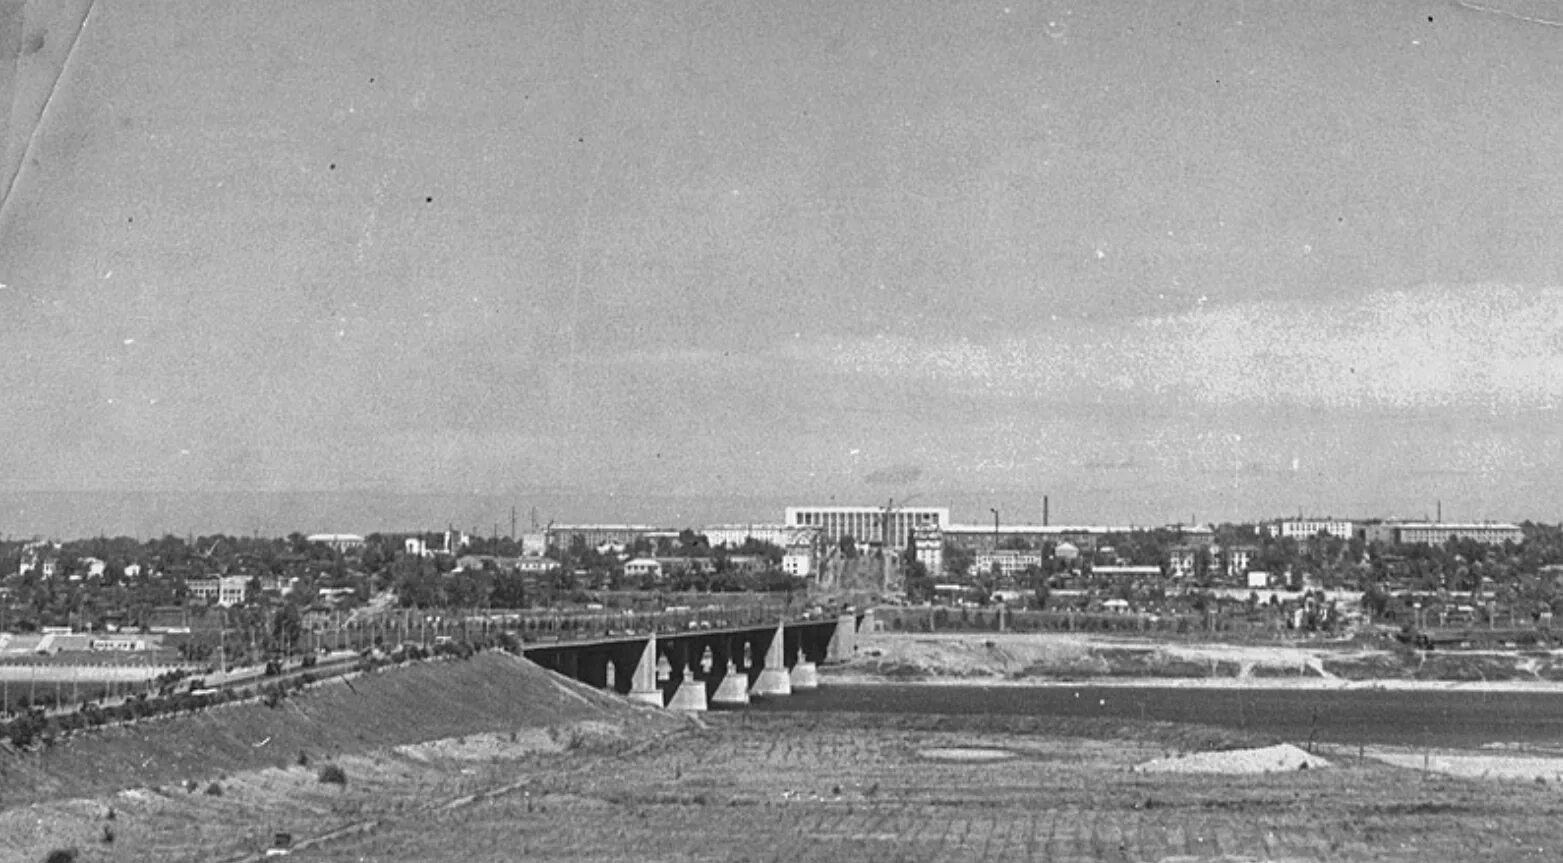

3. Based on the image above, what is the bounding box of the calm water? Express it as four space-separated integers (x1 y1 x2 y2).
748 684 1563 750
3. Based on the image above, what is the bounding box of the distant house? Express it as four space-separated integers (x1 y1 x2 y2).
187 578 221 603
624 558 664 581
973 550 1045 577
1223 546 1256 579
1090 565 1161 580
455 554 495 572
782 547 813 578
218 575 250 607
191 575 250 607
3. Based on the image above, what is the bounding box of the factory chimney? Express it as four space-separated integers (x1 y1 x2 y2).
1043 495 1050 527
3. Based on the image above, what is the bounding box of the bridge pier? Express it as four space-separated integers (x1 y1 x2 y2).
626 635 662 706
825 613 858 663
522 614 863 707
710 660 749 707
750 624 791 697
666 639 707 711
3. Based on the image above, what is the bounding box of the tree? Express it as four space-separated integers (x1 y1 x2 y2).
943 543 974 578
838 535 858 559
904 560 934 603
1361 582 1391 620
491 571 527 609
271 603 302 653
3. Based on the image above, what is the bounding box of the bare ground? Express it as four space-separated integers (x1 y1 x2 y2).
10 650 1563 861
272 712 1563 862
838 631 1563 690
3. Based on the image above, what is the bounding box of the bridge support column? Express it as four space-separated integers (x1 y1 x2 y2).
710 661 749 707
825 613 857 663
750 624 791 697
666 640 707 711
626 635 663 707
789 659 819 690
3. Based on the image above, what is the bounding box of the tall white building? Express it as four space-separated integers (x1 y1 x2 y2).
912 523 944 576
785 506 950 549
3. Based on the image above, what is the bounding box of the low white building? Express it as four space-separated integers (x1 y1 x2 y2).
974 550 1045 577
701 524 819 549
308 533 366 552
1390 522 1524 546
782 547 813 578
1269 519 1354 541
624 558 663 580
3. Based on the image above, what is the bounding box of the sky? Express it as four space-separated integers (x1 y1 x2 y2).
2 0 1563 537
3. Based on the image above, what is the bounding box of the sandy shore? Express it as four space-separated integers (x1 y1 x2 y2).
823 671 1563 692
832 630 1563 693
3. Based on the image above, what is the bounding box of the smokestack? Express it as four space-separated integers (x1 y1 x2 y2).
1437 500 1442 523
1043 496 1049 527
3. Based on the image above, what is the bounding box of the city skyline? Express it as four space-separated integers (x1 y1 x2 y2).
4 1 1563 538
0 487 1540 543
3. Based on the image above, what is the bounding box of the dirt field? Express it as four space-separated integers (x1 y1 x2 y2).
14 710 1562 862
267 713 1563 862
10 648 1563 861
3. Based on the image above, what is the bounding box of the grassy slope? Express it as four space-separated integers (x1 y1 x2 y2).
0 651 668 809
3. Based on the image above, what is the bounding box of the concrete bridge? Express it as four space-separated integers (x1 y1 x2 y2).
523 613 865 710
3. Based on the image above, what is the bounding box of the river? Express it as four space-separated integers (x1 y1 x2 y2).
748 683 1563 750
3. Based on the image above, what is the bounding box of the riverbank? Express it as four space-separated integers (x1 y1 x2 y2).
829 630 1563 692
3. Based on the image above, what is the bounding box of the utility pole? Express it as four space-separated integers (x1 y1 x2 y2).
883 499 896 593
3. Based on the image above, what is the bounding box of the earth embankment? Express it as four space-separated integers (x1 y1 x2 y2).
0 651 678 810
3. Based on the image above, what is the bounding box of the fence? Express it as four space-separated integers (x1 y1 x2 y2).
875 606 1295 640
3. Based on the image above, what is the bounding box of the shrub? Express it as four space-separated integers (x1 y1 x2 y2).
44 849 77 863
204 782 223 796
317 764 347 787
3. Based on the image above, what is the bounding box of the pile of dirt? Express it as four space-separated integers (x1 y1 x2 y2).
0 652 677 809
1134 743 1329 774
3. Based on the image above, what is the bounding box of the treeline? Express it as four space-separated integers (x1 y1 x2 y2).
1 636 510 750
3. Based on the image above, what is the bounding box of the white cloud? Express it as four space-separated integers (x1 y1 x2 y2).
820 285 1563 411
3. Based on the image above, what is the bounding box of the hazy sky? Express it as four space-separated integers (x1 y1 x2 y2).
3 0 1563 536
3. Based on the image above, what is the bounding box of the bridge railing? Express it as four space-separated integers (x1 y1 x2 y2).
499 603 793 644
300 600 823 652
